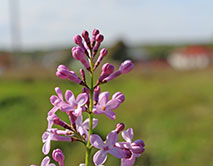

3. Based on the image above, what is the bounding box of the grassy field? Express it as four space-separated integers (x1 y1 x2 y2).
0 66 213 166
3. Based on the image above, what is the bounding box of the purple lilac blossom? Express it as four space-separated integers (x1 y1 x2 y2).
90 132 125 165
52 149 65 166
76 115 98 140
92 92 121 120
115 128 145 166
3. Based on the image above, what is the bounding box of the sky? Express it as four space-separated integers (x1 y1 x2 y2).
0 0 213 50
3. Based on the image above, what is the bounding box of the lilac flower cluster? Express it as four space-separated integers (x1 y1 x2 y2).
31 29 145 166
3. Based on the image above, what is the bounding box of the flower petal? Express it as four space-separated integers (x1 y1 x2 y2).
106 99 120 110
121 155 136 166
108 147 125 159
122 128 134 143
41 156 50 166
76 93 88 106
116 142 131 149
93 107 103 115
42 132 49 143
90 134 105 149
65 90 74 103
104 110 116 120
83 118 98 130
55 87 63 101
42 140 51 155
60 105 74 112
93 150 107 165
76 115 83 126
48 107 58 116
98 92 110 106
106 132 118 146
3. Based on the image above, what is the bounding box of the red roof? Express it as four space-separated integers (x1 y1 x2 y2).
177 46 211 57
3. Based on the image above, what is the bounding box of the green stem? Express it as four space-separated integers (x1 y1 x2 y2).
85 58 94 166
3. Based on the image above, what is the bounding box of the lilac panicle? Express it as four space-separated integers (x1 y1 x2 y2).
72 47 90 70
52 149 65 166
94 48 108 69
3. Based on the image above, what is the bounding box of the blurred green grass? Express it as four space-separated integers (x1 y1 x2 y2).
0 67 213 166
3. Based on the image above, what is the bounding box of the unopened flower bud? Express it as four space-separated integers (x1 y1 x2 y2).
102 70 121 83
56 65 82 84
98 63 114 82
92 29 99 36
119 60 134 74
123 149 132 159
112 92 125 103
52 114 72 130
94 48 108 69
82 30 90 48
94 86 100 104
52 149 65 166
80 69 86 82
72 47 90 70
96 34 104 43
73 35 82 45
91 29 99 47
115 123 125 134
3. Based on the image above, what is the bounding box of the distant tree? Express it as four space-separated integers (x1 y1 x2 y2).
110 40 131 62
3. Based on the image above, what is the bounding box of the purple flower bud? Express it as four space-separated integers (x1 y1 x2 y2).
96 34 104 43
133 139 145 147
82 87 89 95
52 115 72 130
98 63 114 82
100 48 108 57
119 60 134 74
80 69 86 82
73 35 83 45
92 29 99 36
82 30 89 39
123 149 132 159
52 149 65 166
94 48 108 69
72 47 90 70
94 86 100 104
102 70 122 83
72 47 85 60
82 30 91 49
115 123 125 134
112 92 125 103
131 144 145 154
56 65 82 84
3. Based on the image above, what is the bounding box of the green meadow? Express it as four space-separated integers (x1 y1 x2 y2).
0 67 213 166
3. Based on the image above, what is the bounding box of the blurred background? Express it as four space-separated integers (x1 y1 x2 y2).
0 0 213 165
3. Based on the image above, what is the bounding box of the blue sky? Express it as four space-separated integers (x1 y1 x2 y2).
0 0 213 50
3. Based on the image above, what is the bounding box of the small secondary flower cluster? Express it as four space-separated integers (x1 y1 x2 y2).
31 29 145 166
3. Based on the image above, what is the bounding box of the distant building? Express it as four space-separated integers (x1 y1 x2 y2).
0 52 13 75
167 46 212 70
